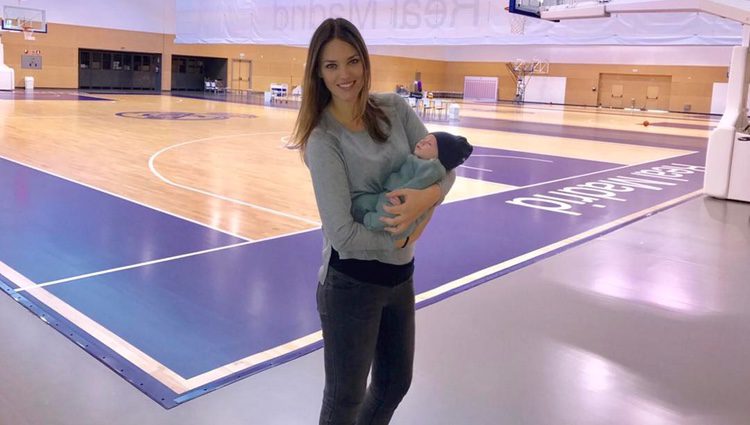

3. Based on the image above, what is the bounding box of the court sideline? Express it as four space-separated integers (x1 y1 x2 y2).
1 0 749 420
1 195 748 425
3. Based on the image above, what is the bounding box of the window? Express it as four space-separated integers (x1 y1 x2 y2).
91 52 102 70
79 51 90 69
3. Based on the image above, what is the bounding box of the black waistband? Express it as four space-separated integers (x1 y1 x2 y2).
328 248 414 287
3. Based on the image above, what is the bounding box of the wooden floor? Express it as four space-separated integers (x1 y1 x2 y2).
0 93 713 241
2 196 748 425
5 93 750 424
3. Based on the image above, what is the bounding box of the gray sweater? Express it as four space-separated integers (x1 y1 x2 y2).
304 93 456 284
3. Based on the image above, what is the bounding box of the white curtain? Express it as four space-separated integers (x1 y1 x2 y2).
175 0 741 46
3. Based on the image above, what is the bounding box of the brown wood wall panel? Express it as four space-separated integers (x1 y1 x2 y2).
597 74 671 110
0 23 729 113
565 78 599 106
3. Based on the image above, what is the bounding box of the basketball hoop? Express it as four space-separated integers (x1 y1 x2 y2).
505 6 526 35
510 14 526 35
513 59 528 73
21 23 35 41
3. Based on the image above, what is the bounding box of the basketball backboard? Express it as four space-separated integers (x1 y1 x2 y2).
1 6 47 33
508 0 582 19
535 0 750 24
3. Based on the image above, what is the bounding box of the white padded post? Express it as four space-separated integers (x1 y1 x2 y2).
704 45 749 198
0 36 16 91
704 26 750 199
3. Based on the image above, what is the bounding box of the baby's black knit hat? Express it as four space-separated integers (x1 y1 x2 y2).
434 131 473 171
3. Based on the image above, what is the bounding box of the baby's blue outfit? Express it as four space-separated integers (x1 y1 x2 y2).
351 155 446 237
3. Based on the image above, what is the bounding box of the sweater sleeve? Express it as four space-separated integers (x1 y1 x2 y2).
305 129 397 252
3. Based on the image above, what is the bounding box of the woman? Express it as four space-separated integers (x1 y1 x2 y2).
290 17 455 425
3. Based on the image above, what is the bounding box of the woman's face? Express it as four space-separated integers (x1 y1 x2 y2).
319 38 365 106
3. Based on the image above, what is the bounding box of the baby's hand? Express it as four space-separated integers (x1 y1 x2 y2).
388 196 402 206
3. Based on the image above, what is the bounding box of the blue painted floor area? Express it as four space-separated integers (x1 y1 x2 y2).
0 147 706 408
45 232 323 380
457 146 619 186
414 151 705 297
0 158 245 285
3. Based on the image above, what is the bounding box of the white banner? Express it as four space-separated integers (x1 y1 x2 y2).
175 0 741 46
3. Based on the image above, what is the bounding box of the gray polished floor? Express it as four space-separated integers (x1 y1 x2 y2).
1 195 749 425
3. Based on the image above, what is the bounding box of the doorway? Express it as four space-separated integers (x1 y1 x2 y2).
598 73 671 111
231 59 252 92
171 55 227 91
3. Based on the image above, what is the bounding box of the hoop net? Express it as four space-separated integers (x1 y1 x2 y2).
513 60 533 74
510 13 526 35
21 22 35 41
514 59 550 75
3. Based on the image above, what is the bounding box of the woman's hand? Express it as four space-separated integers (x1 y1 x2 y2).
406 207 434 243
380 185 441 235
392 207 434 249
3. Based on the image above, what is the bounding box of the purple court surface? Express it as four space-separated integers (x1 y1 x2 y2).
454 115 706 149
0 127 707 407
457 146 618 186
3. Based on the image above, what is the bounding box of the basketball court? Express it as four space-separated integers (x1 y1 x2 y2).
1 1 749 424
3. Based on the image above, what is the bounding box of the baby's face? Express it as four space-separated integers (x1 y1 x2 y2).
414 134 438 160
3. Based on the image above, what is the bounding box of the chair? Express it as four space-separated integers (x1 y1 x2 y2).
422 98 432 119
433 99 445 120
270 83 289 103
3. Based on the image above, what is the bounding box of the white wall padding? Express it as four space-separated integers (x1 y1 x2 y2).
711 82 750 115
524 76 567 104
463 76 498 102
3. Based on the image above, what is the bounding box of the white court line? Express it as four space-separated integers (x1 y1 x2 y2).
502 150 699 192
8 151 701 291
187 189 706 390
0 151 705 396
11 226 323 293
12 241 254 293
1 190 704 393
0 259 192 394
148 132 321 227
414 190 703 303
471 154 554 163
460 165 492 172
0 154 251 242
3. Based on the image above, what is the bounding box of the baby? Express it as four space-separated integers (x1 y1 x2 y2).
351 131 473 237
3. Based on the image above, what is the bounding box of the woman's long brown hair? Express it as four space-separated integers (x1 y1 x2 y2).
289 18 391 154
